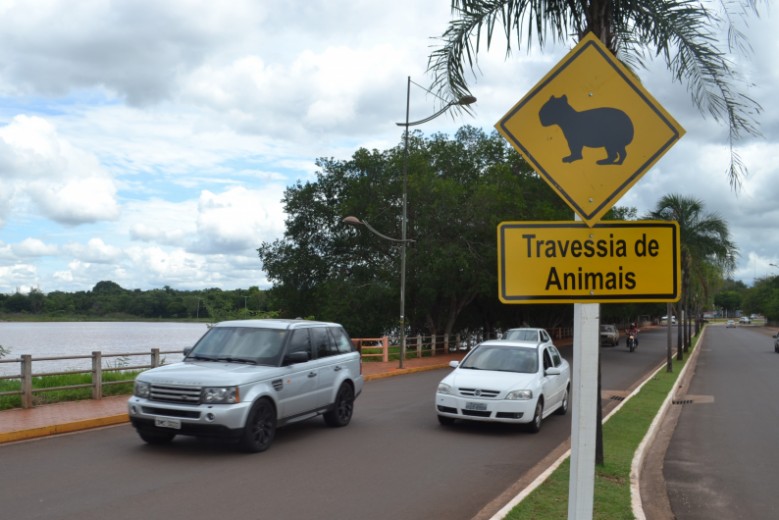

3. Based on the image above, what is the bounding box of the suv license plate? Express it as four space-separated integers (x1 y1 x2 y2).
465 401 487 411
155 417 182 430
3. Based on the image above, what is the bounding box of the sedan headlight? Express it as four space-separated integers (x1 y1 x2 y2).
201 386 240 404
437 383 453 395
506 389 533 400
134 380 151 398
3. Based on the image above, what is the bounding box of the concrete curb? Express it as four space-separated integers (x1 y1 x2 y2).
0 414 129 444
485 333 703 520
0 363 455 444
631 328 705 520
363 363 453 381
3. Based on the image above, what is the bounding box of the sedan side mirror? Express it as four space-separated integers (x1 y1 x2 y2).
545 366 562 376
449 360 460 368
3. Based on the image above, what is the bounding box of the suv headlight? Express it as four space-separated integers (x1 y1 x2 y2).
134 380 151 398
202 386 240 404
506 389 533 400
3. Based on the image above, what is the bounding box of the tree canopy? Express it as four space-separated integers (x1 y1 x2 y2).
428 0 765 188
257 126 661 338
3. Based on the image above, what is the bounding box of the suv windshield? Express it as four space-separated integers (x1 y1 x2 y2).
187 327 287 366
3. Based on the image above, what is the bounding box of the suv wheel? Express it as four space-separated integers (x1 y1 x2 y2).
323 383 354 427
239 398 276 453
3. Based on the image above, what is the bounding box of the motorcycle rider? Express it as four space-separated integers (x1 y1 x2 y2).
626 322 639 347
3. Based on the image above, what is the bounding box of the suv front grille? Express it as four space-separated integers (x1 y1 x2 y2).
149 384 201 404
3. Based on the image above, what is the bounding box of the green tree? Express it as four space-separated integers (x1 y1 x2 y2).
647 194 737 359
258 126 571 338
428 0 764 187
714 288 743 317
742 276 779 322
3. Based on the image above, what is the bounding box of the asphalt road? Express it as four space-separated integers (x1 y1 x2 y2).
0 327 672 520
664 325 779 519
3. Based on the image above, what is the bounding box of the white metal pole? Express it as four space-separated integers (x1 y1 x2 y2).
567 301 600 517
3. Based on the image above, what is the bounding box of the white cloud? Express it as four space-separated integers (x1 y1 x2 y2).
0 0 775 294
12 238 58 257
191 185 286 254
0 115 120 226
63 238 122 263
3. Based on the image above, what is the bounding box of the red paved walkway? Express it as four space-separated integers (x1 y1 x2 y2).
0 352 466 444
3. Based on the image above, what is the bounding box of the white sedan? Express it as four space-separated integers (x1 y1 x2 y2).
435 340 570 432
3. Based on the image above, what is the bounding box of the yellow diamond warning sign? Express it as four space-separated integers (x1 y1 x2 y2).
496 33 685 226
498 221 681 303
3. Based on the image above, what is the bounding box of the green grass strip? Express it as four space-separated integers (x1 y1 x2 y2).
504 338 695 520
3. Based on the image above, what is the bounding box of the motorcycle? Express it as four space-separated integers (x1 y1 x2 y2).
626 333 637 352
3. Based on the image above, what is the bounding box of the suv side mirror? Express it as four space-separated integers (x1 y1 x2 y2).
284 351 310 365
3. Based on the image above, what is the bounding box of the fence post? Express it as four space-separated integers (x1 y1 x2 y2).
416 334 422 358
21 355 33 409
444 335 450 353
151 348 161 368
431 334 437 356
92 351 103 400
381 337 389 363
456 334 461 352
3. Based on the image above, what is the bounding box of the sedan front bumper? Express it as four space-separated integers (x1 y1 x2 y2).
435 393 535 424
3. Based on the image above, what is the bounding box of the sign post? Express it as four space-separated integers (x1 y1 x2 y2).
494 32 684 520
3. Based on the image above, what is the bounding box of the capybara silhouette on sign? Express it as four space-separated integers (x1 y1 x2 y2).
539 95 634 165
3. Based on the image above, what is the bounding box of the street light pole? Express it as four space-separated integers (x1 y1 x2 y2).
398 77 411 369
394 76 476 369
344 78 475 369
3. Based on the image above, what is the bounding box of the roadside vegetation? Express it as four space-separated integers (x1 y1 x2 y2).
504 333 696 519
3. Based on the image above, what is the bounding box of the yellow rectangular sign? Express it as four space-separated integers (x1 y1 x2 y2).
498 221 680 303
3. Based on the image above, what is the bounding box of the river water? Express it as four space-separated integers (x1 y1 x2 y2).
0 322 208 377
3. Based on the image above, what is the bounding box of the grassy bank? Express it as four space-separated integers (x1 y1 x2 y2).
503 339 695 519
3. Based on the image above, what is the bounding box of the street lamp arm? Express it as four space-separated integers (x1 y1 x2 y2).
341 216 415 244
396 95 477 127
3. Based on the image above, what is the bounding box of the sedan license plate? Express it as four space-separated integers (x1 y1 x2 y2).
465 401 487 411
155 417 181 430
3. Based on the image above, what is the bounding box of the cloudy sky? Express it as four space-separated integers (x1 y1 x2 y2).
0 1 776 295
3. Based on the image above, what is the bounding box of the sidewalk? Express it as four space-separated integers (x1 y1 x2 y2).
0 352 465 445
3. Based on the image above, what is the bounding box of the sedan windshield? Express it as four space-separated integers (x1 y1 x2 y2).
460 346 537 373
187 327 287 366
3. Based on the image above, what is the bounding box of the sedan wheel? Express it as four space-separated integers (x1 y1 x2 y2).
527 399 543 433
555 387 569 416
239 399 276 453
437 415 456 426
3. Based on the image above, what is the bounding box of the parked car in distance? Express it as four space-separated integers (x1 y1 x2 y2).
435 339 570 433
726 320 736 328
739 316 751 324
600 324 620 346
661 315 677 324
128 319 364 453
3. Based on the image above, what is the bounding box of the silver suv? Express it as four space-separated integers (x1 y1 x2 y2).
128 319 364 452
